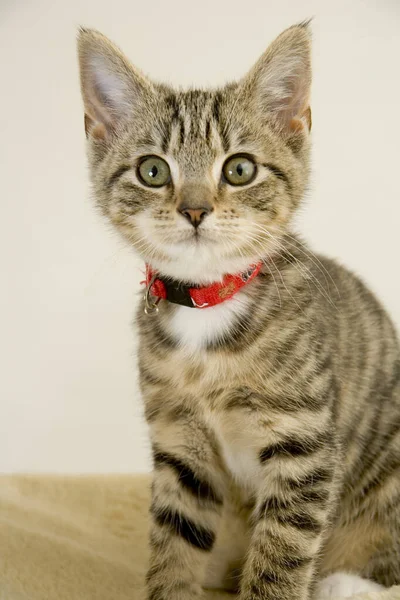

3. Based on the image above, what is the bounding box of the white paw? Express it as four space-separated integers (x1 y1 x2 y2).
318 572 384 599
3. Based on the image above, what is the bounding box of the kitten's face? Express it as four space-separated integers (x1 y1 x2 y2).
78 25 311 283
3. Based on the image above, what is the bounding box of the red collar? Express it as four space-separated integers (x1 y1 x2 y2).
144 262 262 310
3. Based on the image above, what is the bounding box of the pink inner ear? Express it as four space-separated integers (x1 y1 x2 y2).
289 107 312 133
249 27 312 132
91 123 107 140
289 118 306 133
84 113 107 140
303 106 312 130
84 114 91 137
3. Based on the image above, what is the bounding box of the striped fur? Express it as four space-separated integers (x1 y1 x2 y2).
78 22 400 600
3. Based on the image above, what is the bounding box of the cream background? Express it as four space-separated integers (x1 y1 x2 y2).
1 0 399 473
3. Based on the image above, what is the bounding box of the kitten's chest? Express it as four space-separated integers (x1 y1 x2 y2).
165 292 252 352
146 346 264 488
139 293 273 405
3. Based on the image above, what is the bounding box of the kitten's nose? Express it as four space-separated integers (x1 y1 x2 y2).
178 205 213 228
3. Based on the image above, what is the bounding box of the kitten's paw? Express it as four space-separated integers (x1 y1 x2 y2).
318 572 384 599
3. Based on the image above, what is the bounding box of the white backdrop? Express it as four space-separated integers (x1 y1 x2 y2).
1 0 399 473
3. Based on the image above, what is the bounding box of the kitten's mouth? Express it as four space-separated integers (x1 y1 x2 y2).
171 229 217 246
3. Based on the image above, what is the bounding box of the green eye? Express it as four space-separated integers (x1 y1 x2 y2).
137 156 171 187
223 155 256 186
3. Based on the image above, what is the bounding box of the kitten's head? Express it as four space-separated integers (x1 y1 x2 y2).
78 24 311 284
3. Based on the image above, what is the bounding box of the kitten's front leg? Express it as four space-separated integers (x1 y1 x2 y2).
146 416 225 600
239 431 336 600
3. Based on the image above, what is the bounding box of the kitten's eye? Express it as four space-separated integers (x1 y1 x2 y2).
223 155 256 186
137 156 171 187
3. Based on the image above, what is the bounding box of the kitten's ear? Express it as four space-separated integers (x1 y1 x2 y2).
244 22 312 133
77 28 153 139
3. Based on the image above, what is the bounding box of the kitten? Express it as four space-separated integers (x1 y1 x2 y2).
77 23 399 600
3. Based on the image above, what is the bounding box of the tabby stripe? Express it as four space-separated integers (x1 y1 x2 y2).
163 94 181 153
265 530 308 556
144 403 161 423
259 499 322 532
225 389 327 414
277 511 323 533
259 496 289 515
258 488 328 518
178 117 185 146
354 367 400 485
159 121 172 154
152 506 215 551
264 163 291 189
209 300 259 352
149 321 178 349
153 450 222 505
315 353 332 375
259 570 279 584
107 165 131 188
273 392 325 413
165 94 180 120
274 326 306 361
120 182 138 192
212 92 230 152
342 314 385 451
288 467 331 488
148 585 165 600
160 133 170 154
354 406 400 488
360 450 400 498
140 368 168 387
282 555 313 570
250 556 311 598
259 433 328 463
212 93 221 122
297 487 330 504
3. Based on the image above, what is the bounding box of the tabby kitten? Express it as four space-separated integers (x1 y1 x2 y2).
77 23 400 600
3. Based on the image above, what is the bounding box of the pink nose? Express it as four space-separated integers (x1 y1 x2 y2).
178 206 212 228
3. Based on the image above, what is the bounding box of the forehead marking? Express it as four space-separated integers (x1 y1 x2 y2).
161 90 231 154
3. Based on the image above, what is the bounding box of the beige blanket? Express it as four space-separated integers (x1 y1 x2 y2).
0 475 399 600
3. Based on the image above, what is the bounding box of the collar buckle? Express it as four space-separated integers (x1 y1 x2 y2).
240 265 256 282
143 274 160 316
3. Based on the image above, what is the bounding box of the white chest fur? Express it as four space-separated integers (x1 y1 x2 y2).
166 292 251 353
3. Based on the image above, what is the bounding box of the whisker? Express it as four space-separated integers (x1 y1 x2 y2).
243 232 305 311
279 231 341 300
248 224 338 310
